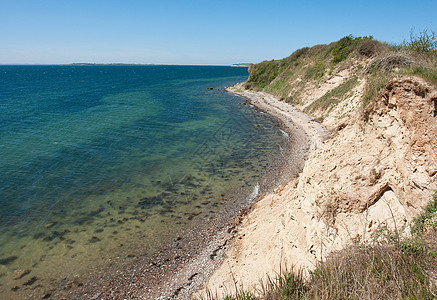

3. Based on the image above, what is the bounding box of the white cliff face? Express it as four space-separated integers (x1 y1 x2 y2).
198 76 437 297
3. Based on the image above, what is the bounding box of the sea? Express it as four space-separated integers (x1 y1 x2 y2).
0 65 286 297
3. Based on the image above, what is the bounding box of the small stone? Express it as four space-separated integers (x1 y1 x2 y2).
12 269 30 280
88 236 101 243
23 276 38 286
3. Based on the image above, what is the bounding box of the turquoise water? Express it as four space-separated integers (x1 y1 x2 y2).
0 65 285 297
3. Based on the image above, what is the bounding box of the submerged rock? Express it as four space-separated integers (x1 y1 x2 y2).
23 276 38 286
0 256 18 265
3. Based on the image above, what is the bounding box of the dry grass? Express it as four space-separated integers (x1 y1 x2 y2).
366 52 414 72
200 193 437 300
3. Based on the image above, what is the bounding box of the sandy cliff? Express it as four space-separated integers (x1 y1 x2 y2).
198 73 437 297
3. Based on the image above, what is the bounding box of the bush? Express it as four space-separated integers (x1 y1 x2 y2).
332 35 355 64
245 60 284 89
312 62 326 79
359 39 387 57
412 191 437 235
402 29 437 55
286 47 310 63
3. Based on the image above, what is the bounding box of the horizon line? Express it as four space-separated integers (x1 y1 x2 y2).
0 62 251 67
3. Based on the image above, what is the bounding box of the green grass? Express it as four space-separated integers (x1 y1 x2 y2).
402 63 437 86
244 35 388 113
412 191 437 235
304 76 359 114
264 79 285 95
309 61 326 80
362 71 390 109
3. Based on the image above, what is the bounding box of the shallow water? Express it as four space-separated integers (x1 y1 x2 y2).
0 65 286 297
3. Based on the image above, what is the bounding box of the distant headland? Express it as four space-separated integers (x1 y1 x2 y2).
230 63 251 67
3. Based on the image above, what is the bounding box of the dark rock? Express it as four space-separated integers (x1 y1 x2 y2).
23 276 38 286
88 236 101 243
0 256 18 265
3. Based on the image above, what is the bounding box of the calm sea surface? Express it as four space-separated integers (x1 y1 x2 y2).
0 65 285 297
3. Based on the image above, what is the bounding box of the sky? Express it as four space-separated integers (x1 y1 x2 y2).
1 0 436 65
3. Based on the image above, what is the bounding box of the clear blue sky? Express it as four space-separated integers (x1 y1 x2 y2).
1 0 436 65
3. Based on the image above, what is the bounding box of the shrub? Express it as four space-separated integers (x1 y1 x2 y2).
331 35 355 64
402 29 437 55
312 62 326 79
286 47 310 63
359 39 387 57
412 191 437 235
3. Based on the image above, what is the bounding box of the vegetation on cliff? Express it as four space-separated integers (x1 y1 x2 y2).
244 31 437 120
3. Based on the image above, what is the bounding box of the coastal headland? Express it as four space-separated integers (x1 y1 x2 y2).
198 36 437 298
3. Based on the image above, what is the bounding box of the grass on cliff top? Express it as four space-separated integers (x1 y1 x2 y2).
245 30 437 117
244 35 385 96
362 29 437 108
203 192 437 300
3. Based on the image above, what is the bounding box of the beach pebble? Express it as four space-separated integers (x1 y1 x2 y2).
12 269 30 280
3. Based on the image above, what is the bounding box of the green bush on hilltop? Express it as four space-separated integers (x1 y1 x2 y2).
331 35 355 64
331 35 375 64
244 59 287 90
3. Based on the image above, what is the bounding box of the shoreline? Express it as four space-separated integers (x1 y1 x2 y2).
68 82 327 299
194 84 330 298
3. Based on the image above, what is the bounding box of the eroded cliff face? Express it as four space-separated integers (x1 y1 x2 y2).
201 76 437 296
294 76 437 259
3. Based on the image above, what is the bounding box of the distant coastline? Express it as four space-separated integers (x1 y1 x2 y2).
231 63 251 67
0 63 251 67
62 63 161 66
